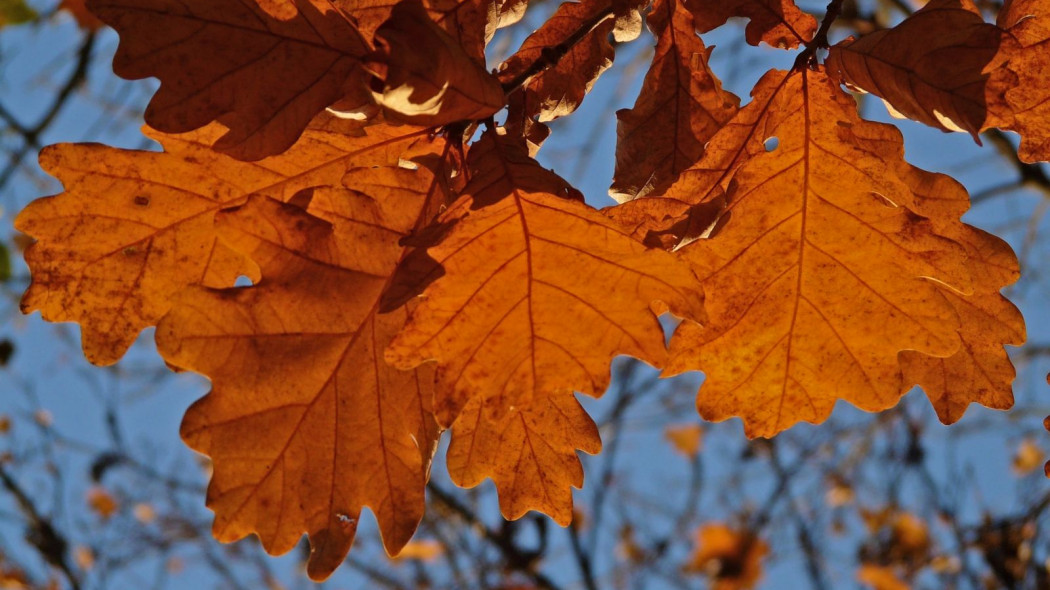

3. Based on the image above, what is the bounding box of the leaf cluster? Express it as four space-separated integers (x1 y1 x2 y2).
13 0 1044 577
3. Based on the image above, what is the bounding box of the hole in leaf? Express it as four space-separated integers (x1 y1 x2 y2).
234 275 254 287
764 137 779 152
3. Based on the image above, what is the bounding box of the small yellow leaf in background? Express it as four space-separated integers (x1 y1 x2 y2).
86 486 118 520
1012 438 1044 474
891 513 930 556
684 523 767 590
616 525 646 563
0 415 10 435
394 540 443 562
824 476 854 507
132 503 156 524
664 423 703 457
857 564 910 590
73 546 94 571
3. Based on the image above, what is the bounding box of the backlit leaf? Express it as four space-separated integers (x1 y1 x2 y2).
610 0 739 201
387 130 707 425
995 0 1050 162
664 69 1007 437
825 0 1014 141
497 0 616 121
17 116 430 365
687 0 816 49
90 0 374 160
446 392 600 524
368 0 504 126
156 160 447 579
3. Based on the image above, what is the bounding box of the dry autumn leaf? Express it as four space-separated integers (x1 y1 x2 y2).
17 115 432 365
90 0 374 160
1012 438 1044 473
684 523 767 590
664 68 1006 438
387 130 707 425
496 0 617 121
610 0 740 201
996 0 1050 162
156 161 447 579
368 0 505 126
335 0 510 64
446 391 600 524
664 422 703 457
687 0 817 49
825 0 1015 141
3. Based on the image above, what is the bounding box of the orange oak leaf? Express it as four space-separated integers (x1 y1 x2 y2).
610 0 740 201
688 0 816 49
664 69 990 438
825 0 1015 142
446 392 600 524
89 0 374 160
995 0 1050 162
156 175 445 580
891 168 1024 422
684 523 767 590
497 0 617 121
368 0 504 126
386 130 707 426
17 115 433 365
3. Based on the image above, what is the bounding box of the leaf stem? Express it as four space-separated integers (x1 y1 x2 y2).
793 0 845 70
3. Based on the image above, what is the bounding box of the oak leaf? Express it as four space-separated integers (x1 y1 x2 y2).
900 227 1024 423
336 0 512 63
156 172 445 580
90 0 374 160
880 163 1025 422
825 0 1015 142
664 69 994 438
387 130 707 426
368 0 505 126
446 392 600 524
687 0 816 49
610 0 740 201
995 0 1050 162
497 0 617 121
684 523 767 590
17 115 432 365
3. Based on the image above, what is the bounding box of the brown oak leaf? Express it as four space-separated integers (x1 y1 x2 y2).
156 166 447 579
368 0 505 126
688 0 817 49
825 0 1015 142
996 0 1050 162
89 0 374 160
497 0 617 121
610 0 739 201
